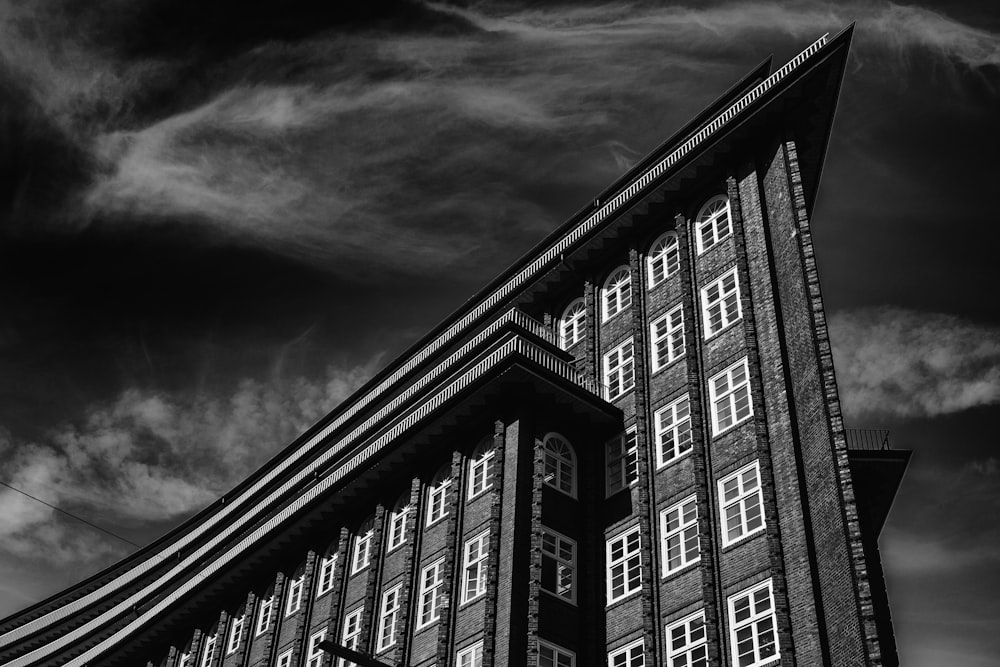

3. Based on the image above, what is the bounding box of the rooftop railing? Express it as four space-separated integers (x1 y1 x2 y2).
844 428 891 451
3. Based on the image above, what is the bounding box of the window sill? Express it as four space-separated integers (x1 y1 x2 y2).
720 526 766 552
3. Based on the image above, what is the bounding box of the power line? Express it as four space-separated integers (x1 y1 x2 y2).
0 480 141 549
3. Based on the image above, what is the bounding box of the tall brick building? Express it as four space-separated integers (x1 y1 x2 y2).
0 27 908 667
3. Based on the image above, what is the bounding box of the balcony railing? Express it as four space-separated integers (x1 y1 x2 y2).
844 428 891 451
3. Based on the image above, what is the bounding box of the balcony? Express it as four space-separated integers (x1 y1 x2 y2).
844 428 910 536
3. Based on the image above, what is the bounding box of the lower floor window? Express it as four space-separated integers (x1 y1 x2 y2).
457 641 484 667
608 638 644 667
666 611 708 667
539 640 575 667
728 579 779 667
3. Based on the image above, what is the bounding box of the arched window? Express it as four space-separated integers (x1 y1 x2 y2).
559 298 586 349
542 433 576 497
647 232 680 288
467 437 495 499
386 493 411 552
426 466 452 526
602 267 632 322
350 516 375 574
695 195 732 255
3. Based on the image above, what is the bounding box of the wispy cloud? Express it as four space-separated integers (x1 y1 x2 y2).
830 307 1000 419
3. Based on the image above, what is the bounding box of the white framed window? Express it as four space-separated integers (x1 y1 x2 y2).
417 558 446 629
339 608 363 667
317 553 337 597
602 267 632 322
286 575 304 616
276 649 293 667
457 641 484 667
709 357 753 435
606 526 642 604
386 503 410 552
541 528 576 603
608 638 644 667
462 530 490 603
226 614 245 654
426 472 452 526
603 338 635 401
559 298 586 349
539 640 576 667
654 395 692 468
719 460 765 546
178 651 192 667
650 305 685 371
255 595 273 636
606 428 639 496
729 579 779 667
666 611 708 667
200 634 216 667
647 232 680 289
351 520 374 574
307 629 327 667
542 433 576 497
660 495 699 576
695 195 732 254
467 444 495 499
376 583 403 652
701 268 742 338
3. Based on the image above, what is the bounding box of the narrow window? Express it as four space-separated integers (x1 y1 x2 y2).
456 641 484 667
339 608 363 667
200 634 216 667
351 519 374 575
608 638 644 667
695 195 732 254
226 614 245 655
386 500 410 552
285 575 304 616
606 428 639 495
559 298 586 349
255 595 273 636
701 267 742 338
606 526 642 604
541 528 576 603
316 553 337 597
650 305 685 371
178 651 192 667
647 232 680 288
719 460 765 546
654 394 692 467
728 580 779 667
539 640 576 667
467 441 495 499
306 629 327 667
602 267 632 322
660 495 699 576
462 530 490 603
709 357 753 435
426 469 452 526
542 433 576 497
417 558 446 628
276 649 293 667
376 584 403 651
666 611 708 667
603 338 635 401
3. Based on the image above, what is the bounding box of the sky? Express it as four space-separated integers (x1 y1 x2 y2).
0 0 998 664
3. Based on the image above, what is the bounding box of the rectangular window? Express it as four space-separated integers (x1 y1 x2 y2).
650 305 685 371
178 652 191 667
603 338 635 401
276 649 293 667
666 611 708 667
307 629 327 667
660 495 699 575
701 268 742 338
462 530 490 603
226 614 244 654
729 580 779 667
351 529 373 574
200 634 216 667
606 526 642 604
317 553 337 597
255 596 273 636
339 608 363 667
386 506 409 552
606 428 639 495
541 528 576 603
719 461 765 546
457 642 484 667
286 575 304 616
654 395 693 467
539 640 576 667
608 638 644 667
709 357 753 435
376 584 403 652
467 450 495 499
426 479 451 525
417 558 446 628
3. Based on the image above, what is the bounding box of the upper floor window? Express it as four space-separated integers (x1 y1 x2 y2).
541 527 576 603
285 574 304 616
602 267 632 322
650 305 685 371
695 195 732 254
457 641 484 667
350 517 375 575
606 428 639 495
200 634 217 667
426 467 452 526
376 583 403 652
462 530 490 603
276 650 293 667
606 525 642 604
559 299 586 349
539 640 576 667
666 611 708 667
467 439 495 500
709 357 753 435
608 638 644 667
542 433 576 497
701 267 742 338
603 338 635 401
316 552 337 597
255 595 273 636
728 579 779 667
719 460 765 547
417 558 446 629
306 629 326 667
654 394 692 467
660 495 699 575
226 614 245 655
647 232 680 288
386 497 410 552
339 608 363 667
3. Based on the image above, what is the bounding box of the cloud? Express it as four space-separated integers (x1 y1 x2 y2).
829 308 1000 419
0 361 376 565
